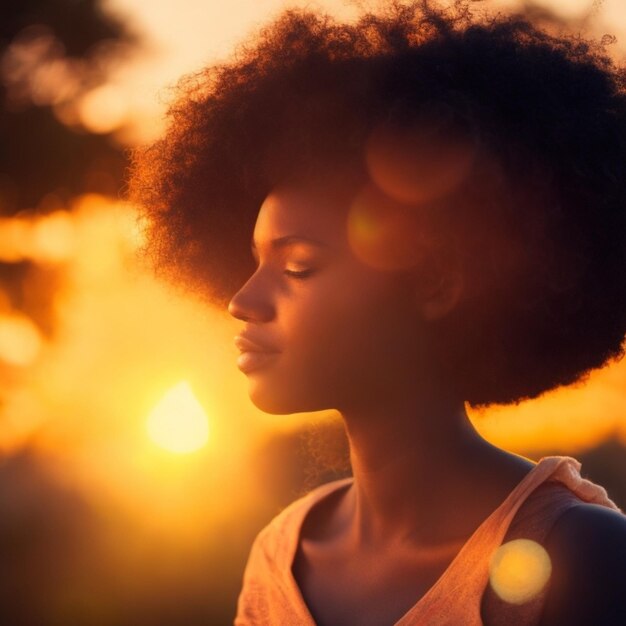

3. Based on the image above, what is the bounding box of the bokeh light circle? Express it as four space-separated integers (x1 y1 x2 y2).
365 122 475 205
489 538 552 605
346 184 430 271
0 314 42 366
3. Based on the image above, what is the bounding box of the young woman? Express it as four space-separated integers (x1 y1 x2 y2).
129 2 626 624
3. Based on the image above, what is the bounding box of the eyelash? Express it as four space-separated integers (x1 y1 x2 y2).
284 269 315 279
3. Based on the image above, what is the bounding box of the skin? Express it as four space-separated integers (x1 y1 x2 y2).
228 181 540 623
538 503 626 626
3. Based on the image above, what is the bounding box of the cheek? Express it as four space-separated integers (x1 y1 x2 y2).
244 269 421 414
288 274 417 383
241 286 348 414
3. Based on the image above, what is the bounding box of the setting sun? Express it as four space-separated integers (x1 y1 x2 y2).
146 381 210 454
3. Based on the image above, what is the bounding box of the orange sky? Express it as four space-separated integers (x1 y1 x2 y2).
97 0 626 144
2 1 625 533
57 0 626 460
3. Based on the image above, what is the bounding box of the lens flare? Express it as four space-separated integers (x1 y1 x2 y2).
365 122 475 205
489 538 552 604
146 381 210 454
347 184 429 270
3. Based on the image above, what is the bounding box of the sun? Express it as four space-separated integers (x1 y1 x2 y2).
146 381 209 454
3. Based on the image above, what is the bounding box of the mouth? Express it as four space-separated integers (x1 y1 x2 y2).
234 334 281 373
236 351 280 373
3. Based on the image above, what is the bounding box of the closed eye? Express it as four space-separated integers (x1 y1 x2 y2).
284 268 315 279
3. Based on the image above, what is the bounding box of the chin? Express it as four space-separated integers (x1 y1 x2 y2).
247 379 330 415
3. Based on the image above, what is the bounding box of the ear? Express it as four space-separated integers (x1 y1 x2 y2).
413 262 464 321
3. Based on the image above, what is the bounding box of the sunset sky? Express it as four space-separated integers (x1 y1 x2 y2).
96 0 626 143
3 0 622 459
89 0 626 450
1 4 625 621
1 0 625 535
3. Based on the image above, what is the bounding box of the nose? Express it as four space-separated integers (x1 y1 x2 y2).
227 272 275 323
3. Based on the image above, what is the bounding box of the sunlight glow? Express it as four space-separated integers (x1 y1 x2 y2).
0 313 42 366
0 217 30 261
31 210 76 262
0 211 75 263
79 84 129 134
489 538 552 604
146 382 210 454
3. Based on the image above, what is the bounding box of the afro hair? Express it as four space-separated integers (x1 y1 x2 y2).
128 1 626 407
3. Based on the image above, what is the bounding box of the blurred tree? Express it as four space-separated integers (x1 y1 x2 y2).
0 0 138 213
1 0 133 56
0 0 140 337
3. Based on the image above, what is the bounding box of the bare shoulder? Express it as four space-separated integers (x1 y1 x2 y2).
538 502 626 626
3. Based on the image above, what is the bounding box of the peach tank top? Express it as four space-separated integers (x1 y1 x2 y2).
234 456 623 625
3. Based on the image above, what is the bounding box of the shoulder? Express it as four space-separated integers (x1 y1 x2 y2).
249 479 352 557
539 502 626 625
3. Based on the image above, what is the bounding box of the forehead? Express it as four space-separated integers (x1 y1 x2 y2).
253 186 350 249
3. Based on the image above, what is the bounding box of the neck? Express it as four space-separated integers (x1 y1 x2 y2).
337 375 530 553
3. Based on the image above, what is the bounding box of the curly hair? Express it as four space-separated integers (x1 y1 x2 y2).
128 1 626 407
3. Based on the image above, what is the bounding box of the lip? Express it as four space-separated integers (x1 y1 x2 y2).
233 333 281 373
236 351 280 373
234 334 281 353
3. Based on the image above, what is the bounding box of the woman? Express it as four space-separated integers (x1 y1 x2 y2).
129 2 626 624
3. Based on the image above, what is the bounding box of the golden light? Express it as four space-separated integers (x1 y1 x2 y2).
0 313 42 367
31 210 76 262
0 211 75 263
489 538 552 604
146 381 210 454
78 84 128 134
0 217 31 261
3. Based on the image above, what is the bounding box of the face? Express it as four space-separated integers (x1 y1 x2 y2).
227 183 431 415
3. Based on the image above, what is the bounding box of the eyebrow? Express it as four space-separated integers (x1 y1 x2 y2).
250 235 331 253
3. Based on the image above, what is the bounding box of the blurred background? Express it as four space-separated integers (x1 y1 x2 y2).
0 0 625 624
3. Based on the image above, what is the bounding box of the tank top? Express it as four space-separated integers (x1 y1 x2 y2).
234 455 623 625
